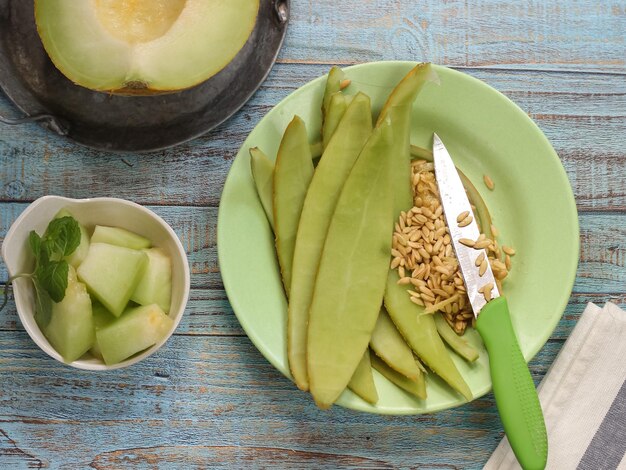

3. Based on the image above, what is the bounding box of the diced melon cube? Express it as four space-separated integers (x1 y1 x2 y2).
89 302 117 359
96 304 174 365
77 243 148 317
44 266 94 362
91 225 151 250
130 248 172 313
54 208 91 268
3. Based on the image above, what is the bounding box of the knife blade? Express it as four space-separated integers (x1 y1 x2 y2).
433 133 548 470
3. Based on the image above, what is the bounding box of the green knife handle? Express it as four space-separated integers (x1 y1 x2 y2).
476 297 548 470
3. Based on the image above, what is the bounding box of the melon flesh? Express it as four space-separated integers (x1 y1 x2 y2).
91 225 151 250
77 243 148 317
35 0 260 92
130 248 172 313
96 304 174 365
44 267 94 363
89 302 117 359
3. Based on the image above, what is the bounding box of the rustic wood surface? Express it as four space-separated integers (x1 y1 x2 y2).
1 1 625 468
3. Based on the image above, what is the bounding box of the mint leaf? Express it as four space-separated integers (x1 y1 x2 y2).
28 231 42 257
1 214 80 314
33 280 53 329
38 260 69 303
43 216 81 259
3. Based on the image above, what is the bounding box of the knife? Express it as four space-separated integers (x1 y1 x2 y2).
433 133 548 470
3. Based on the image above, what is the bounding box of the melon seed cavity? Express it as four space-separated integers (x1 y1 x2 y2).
390 160 513 335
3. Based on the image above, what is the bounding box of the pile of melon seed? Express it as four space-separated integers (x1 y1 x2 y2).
390 159 515 335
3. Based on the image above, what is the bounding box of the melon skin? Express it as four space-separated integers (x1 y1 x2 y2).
44 267 95 363
77 243 148 317
130 248 172 313
96 304 174 365
34 0 260 93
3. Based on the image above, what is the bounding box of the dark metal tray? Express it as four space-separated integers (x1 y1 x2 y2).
0 0 289 152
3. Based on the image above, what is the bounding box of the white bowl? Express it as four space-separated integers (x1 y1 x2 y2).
1 196 190 370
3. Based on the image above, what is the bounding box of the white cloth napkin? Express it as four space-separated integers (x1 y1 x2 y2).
484 302 626 470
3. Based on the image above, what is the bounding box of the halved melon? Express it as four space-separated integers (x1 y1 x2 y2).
34 0 260 92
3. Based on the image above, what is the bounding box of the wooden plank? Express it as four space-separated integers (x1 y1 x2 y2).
0 332 563 469
1 204 625 292
90 446 395 469
0 429 44 469
1 66 624 210
279 0 626 71
1 289 620 341
0 3 622 469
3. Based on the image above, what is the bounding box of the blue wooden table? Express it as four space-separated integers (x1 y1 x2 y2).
1 2 625 468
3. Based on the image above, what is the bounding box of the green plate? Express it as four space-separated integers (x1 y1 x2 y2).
217 62 579 414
